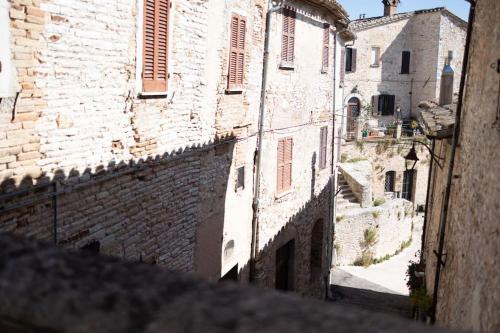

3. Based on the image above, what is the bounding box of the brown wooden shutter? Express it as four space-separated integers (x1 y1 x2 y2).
340 49 345 83
277 139 285 193
322 24 329 72
143 0 169 92
351 48 357 73
228 14 246 89
284 138 293 191
319 127 327 169
281 9 295 64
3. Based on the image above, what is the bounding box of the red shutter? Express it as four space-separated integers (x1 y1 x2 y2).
340 49 345 83
277 139 285 193
143 0 169 92
228 15 246 89
322 24 330 72
284 138 293 191
282 9 295 65
319 127 328 169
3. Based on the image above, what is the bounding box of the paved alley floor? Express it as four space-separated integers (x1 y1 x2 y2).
329 217 424 318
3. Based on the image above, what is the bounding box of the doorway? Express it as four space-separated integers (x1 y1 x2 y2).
346 97 360 141
275 239 295 291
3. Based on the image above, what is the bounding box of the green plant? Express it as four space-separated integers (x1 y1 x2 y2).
372 211 380 219
363 228 378 248
354 250 374 267
386 122 396 136
373 198 385 207
340 153 349 163
397 211 402 220
336 215 345 222
356 140 365 151
334 242 341 254
347 157 367 163
411 120 419 130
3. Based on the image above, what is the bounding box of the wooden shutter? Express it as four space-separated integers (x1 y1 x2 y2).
143 0 170 92
281 9 295 64
319 127 328 169
351 48 357 73
340 49 345 83
401 51 411 74
228 14 246 89
372 95 379 116
277 138 293 193
322 24 330 72
388 95 395 115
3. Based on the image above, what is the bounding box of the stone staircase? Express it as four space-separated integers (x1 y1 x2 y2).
336 173 361 212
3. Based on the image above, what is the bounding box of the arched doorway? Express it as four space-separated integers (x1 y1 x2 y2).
346 97 360 141
310 219 324 283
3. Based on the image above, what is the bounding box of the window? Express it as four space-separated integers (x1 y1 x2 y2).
345 47 357 73
402 170 415 201
321 24 330 72
228 14 246 90
371 47 380 67
319 127 328 169
277 137 293 193
142 0 170 92
236 166 245 190
401 51 411 74
281 9 296 67
0 0 18 97
372 94 395 116
385 171 396 192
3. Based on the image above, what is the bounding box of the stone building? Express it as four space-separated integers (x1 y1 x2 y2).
0 0 352 296
343 1 467 135
419 0 500 331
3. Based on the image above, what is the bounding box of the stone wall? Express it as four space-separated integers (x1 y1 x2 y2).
341 140 429 207
431 0 500 331
0 0 265 282
339 160 372 208
335 199 414 265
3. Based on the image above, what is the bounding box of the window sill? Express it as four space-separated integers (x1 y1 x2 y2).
138 91 169 99
370 64 380 68
225 88 244 95
279 62 295 70
275 189 292 201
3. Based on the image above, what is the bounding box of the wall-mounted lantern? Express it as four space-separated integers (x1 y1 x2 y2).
404 143 419 171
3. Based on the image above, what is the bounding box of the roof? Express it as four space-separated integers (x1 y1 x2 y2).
418 100 457 139
349 7 468 31
297 0 349 22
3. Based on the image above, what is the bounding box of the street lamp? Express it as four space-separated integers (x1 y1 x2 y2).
404 143 420 171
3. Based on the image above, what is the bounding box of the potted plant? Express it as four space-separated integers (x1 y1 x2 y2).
406 256 433 322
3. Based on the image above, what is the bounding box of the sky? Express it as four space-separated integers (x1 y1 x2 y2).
337 0 470 21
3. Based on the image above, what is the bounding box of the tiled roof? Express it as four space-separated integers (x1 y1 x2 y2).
418 100 457 139
349 7 467 31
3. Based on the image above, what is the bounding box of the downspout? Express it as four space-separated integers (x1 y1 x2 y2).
250 0 282 283
430 0 476 323
420 138 435 261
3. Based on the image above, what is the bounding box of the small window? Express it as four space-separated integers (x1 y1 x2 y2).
227 14 246 91
277 138 293 193
371 47 380 67
345 47 357 73
281 9 296 68
385 171 396 192
372 95 395 116
321 24 330 72
142 0 170 92
401 51 411 74
236 166 245 190
319 127 328 169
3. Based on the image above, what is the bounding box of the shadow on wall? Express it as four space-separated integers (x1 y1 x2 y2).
0 134 237 279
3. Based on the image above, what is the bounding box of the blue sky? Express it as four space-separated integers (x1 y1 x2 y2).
337 0 470 21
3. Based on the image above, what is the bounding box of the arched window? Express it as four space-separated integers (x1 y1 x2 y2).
310 219 324 283
346 98 360 141
385 171 396 192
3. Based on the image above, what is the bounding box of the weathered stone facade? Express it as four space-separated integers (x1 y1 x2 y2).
343 7 467 131
421 0 500 331
0 0 351 296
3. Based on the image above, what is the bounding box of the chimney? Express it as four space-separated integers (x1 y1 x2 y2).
439 57 454 106
383 0 400 16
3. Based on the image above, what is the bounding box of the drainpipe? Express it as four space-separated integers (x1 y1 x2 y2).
430 0 476 323
420 138 435 261
250 0 283 283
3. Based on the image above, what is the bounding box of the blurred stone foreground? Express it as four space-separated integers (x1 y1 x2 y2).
0 233 457 333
